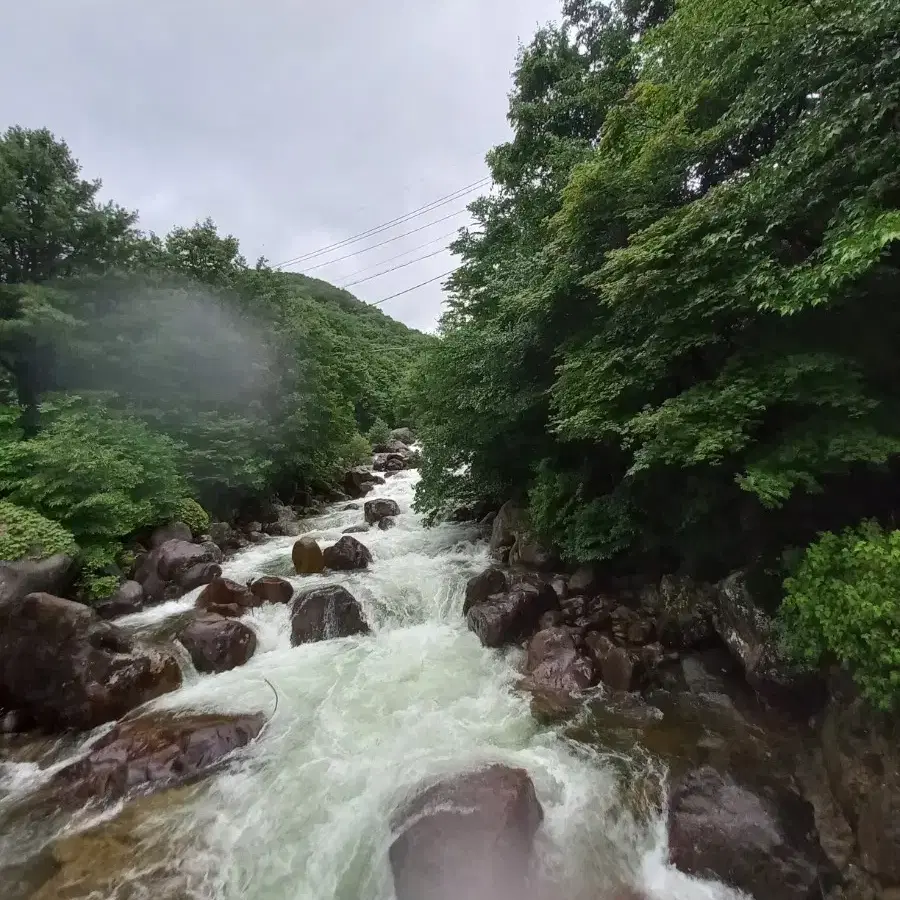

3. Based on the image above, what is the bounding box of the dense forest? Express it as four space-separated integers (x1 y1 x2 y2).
411 0 900 706
0 125 431 598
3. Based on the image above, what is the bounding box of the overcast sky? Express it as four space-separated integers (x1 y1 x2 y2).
1 0 561 332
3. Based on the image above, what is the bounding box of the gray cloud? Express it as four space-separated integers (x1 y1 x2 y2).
1 0 560 332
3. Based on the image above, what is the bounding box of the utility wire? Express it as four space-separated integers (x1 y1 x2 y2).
342 246 451 289
274 177 489 269
334 228 463 281
369 268 459 307
300 209 469 274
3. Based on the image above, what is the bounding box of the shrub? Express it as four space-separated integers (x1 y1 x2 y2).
0 500 77 561
0 398 188 548
76 542 123 602
780 520 900 710
342 432 374 468
174 498 211 536
366 417 391 447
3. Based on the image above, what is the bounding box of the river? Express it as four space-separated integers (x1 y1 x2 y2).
0 468 740 900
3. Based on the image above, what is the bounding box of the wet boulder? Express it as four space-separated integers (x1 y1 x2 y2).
465 575 558 647
149 522 192 548
521 627 594 699
323 535 373 570
668 766 835 900
292 536 325 575
249 575 294 606
209 521 239 551
343 466 384 499
135 539 221 604
178 561 222 593
389 764 543 900
599 646 635 692
489 500 528 555
463 567 508 616
641 575 717 651
52 711 266 800
195 577 261 618
262 501 301 537
290 585 370 645
0 593 181 731
0 553 78 605
343 524 370 534
373 452 407 473
364 498 400 525
94 580 145 619
377 516 396 531
715 571 826 712
178 614 257 673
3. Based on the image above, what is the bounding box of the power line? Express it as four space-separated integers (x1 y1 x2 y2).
369 268 459 307
333 227 463 281
274 177 489 269
300 210 469 274
342 246 451 289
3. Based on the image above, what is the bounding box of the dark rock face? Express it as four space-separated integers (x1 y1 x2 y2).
568 564 603 597
389 764 544 900
323 535 373 570
0 554 77 605
195 577 261 618
178 614 257 673
668 766 834 900
821 693 900 885
465 575 559 648
642 575 717 651
522 627 594 699
249 576 294 606
53 711 265 800
0 593 181 731
135 539 221 604
489 501 528 555
600 646 634 692
292 536 325 575
488 500 556 570
290 585 370 645
343 467 385 499
178 562 222 593
364 498 401 524
262 501 301 537
373 453 407 473
715 571 826 712
208 521 239 551
377 516 396 531
94 580 145 619
150 522 192 548
463 567 508 616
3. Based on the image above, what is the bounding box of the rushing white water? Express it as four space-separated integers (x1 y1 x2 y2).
2 469 741 900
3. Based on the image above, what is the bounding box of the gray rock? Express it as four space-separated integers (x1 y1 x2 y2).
290 585 369 645
94 580 144 619
0 554 77 605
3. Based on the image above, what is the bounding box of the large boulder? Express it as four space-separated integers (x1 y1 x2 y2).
390 427 415 444
209 521 240 551
94 580 144 620
195 577 261 618
343 466 384 499
465 575 559 647
0 553 77 605
249 576 294 606
135 539 221 604
364 498 401 525
489 501 528 554
178 561 222 592
488 501 555 569
262 501 301 537
463 567 508 615
521 627 594 699
715 571 826 712
292 536 325 575
290 585 370 645
0 593 181 731
178 614 257 673
389 764 543 900
52 711 265 800
373 452 407 473
821 692 900 885
668 766 835 900
323 535 373 570
149 522 192 548
568 564 603 597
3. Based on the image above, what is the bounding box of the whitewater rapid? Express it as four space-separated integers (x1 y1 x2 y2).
1 469 738 900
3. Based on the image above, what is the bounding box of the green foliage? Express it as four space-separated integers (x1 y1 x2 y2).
780 522 900 710
0 398 187 547
0 500 76 561
173 498 211 536
366 417 391 447
414 0 900 586
343 431 375 468
76 543 123 602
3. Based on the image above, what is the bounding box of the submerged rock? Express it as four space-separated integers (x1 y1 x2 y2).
389 764 543 900
364 498 400 524
377 516 396 531
668 766 835 900
249 575 294 605
292 536 325 575
53 711 266 800
0 593 181 731
323 535 373 570
290 584 369 645
343 523 371 534
178 614 257 673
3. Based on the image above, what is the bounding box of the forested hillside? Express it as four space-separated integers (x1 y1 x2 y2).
412 0 900 704
0 125 431 597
